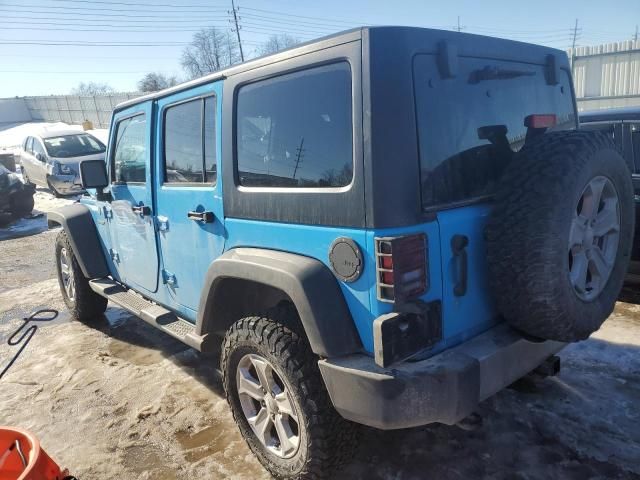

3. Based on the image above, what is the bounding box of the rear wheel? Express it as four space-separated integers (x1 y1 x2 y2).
222 304 356 479
55 231 107 322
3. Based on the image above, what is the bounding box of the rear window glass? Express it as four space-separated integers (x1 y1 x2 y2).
236 62 353 188
414 55 576 209
164 99 203 183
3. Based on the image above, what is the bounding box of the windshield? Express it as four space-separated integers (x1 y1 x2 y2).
43 133 106 158
414 54 576 209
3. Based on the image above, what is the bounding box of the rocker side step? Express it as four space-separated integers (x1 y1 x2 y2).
89 278 210 352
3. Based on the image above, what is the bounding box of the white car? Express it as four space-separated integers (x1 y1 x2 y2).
20 130 106 197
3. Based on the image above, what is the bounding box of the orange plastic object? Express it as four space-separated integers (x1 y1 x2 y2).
0 427 68 480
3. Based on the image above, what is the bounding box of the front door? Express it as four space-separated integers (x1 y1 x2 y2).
22 137 45 185
108 104 160 293
154 82 225 316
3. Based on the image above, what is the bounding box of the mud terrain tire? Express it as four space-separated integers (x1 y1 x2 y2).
55 230 108 322
486 131 634 342
222 303 357 480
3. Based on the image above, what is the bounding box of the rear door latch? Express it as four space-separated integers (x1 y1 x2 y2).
451 235 468 297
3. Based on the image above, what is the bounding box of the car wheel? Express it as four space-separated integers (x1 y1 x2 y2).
222 303 357 479
486 130 634 342
55 231 108 322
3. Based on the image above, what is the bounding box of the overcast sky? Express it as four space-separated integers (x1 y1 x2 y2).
0 0 637 97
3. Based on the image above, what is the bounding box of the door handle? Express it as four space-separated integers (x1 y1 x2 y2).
132 204 151 216
187 211 214 223
451 235 469 297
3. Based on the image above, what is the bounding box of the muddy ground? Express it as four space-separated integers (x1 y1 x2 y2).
0 190 639 479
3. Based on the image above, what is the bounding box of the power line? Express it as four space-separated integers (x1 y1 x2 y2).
240 6 370 27
33 0 226 8
0 15 230 25
0 8 228 19
0 3 226 14
240 11 361 30
0 70 178 74
0 40 190 46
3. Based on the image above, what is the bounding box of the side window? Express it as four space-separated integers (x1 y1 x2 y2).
236 62 353 188
113 114 146 183
26 137 33 153
204 96 216 183
32 139 46 157
631 124 640 171
163 95 216 184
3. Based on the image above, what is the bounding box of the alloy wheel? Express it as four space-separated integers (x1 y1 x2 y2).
59 247 76 301
236 353 300 459
568 175 620 301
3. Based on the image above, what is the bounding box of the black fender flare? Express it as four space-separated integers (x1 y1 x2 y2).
196 248 363 358
47 204 109 279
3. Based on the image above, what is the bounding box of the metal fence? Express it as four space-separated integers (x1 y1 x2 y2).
22 92 141 129
568 40 640 111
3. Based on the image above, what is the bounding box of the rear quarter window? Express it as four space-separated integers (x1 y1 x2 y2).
235 62 353 188
414 54 576 209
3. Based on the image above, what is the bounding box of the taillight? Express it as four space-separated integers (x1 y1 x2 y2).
524 113 557 129
375 234 428 303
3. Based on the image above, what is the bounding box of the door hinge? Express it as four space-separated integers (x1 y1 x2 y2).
109 249 120 263
162 269 177 286
156 215 169 232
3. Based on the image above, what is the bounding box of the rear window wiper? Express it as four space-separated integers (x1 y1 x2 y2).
469 66 536 84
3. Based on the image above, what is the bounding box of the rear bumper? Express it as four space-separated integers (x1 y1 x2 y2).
318 323 564 430
48 174 84 195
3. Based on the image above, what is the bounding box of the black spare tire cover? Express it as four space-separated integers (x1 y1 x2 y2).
486 130 634 342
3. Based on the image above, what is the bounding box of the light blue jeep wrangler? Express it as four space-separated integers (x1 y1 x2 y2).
49 27 634 479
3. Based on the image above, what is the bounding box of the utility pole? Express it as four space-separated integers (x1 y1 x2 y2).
634 25 638 43
571 18 579 51
457 16 461 32
230 0 244 62
570 18 579 78
293 138 305 179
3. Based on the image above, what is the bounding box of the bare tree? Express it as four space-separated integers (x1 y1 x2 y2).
181 27 241 79
71 82 114 95
137 72 179 92
256 34 300 56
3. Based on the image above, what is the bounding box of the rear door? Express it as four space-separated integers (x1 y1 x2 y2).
413 53 576 342
108 104 160 293
154 82 224 315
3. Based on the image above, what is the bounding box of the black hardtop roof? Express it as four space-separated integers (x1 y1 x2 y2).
579 106 640 122
115 26 568 112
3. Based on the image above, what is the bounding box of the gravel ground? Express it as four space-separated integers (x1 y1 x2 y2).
0 191 639 480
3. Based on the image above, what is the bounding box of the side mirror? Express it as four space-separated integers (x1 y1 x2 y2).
80 159 110 200
35 153 44 162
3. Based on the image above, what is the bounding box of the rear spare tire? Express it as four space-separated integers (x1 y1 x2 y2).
486 131 634 342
